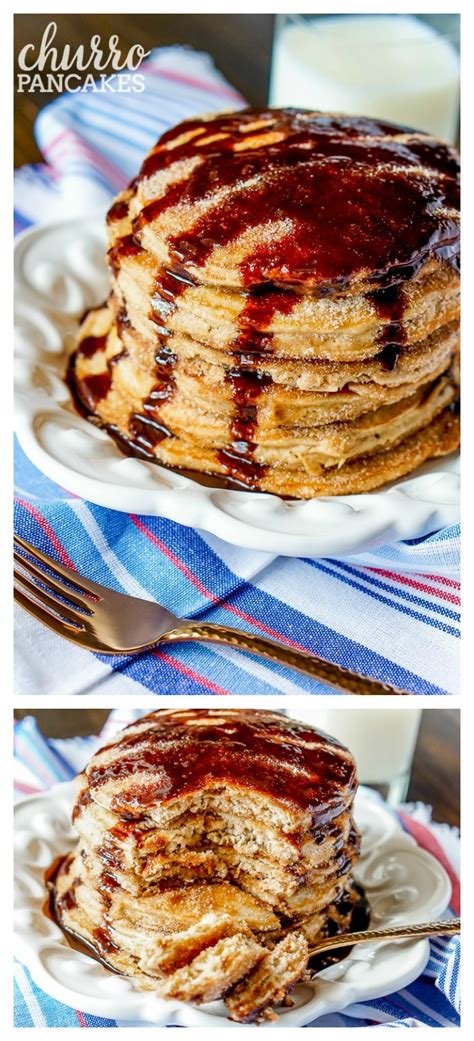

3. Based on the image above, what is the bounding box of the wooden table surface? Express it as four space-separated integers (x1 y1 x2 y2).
14 13 275 167
14 708 459 827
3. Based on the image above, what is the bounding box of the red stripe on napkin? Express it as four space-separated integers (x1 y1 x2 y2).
398 811 460 915
152 649 230 695
130 515 315 654
16 500 76 569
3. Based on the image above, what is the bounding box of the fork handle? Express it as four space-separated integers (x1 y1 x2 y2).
308 917 460 958
159 624 411 695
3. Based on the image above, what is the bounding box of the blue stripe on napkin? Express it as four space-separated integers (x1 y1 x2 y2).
14 47 460 696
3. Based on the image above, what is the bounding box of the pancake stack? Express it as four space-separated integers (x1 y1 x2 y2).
68 107 460 498
50 708 361 1022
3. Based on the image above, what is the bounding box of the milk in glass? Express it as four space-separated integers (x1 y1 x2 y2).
270 15 459 142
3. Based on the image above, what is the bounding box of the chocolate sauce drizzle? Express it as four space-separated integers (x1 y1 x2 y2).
134 108 459 290
128 342 176 457
106 198 129 223
85 710 357 824
68 108 459 489
121 266 194 457
44 856 122 969
72 787 92 822
369 283 407 372
216 285 297 485
108 234 145 276
66 331 111 418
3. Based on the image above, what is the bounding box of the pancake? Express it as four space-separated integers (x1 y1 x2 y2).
50 709 362 1022
127 109 459 290
74 313 456 442
225 932 309 1023
67 107 460 497
108 233 459 360
107 290 459 392
70 306 458 495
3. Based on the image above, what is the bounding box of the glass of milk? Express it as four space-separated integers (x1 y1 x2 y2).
269 14 460 142
292 708 422 805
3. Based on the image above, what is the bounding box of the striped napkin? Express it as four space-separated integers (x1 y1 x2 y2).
14 712 460 1028
14 47 460 696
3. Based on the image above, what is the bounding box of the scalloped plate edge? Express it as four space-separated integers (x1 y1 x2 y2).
14 782 451 1026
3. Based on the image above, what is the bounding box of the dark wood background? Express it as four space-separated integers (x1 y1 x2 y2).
14 708 460 827
13 13 460 167
14 13 275 167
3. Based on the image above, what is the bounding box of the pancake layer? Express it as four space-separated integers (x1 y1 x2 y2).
68 108 460 497
50 709 362 1022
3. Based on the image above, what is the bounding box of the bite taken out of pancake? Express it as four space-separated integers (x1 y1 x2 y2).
49 709 366 1023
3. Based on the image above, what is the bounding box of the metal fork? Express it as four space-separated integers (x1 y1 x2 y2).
308 917 460 965
14 534 411 695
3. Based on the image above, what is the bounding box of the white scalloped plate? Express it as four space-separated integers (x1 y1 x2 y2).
14 216 459 557
14 784 451 1027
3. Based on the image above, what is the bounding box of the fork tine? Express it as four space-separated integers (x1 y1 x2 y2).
14 585 88 638
14 534 103 601
14 586 113 654
14 549 92 612
14 568 89 628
